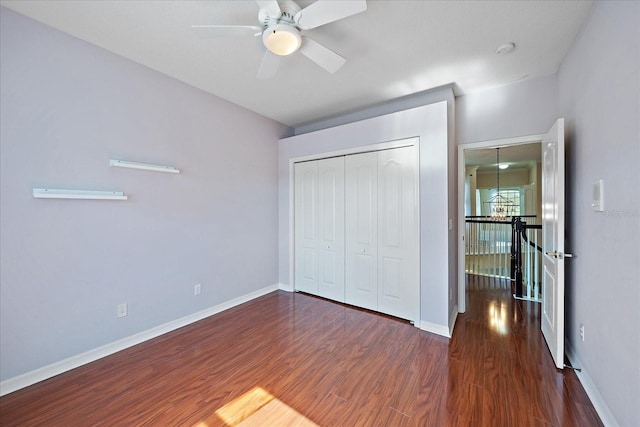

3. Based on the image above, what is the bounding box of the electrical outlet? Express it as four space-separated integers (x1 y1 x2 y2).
117 302 128 318
194 283 201 296
580 323 585 342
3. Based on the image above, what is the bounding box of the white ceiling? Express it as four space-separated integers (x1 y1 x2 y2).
465 143 542 172
1 0 592 128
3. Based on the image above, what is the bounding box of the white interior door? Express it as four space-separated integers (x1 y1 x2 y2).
345 151 378 311
294 161 318 294
377 147 418 320
317 157 345 302
541 118 566 370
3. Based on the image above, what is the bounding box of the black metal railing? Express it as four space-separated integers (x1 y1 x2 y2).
511 217 542 300
465 215 542 300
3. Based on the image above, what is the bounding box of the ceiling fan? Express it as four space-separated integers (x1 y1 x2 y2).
191 0 367 79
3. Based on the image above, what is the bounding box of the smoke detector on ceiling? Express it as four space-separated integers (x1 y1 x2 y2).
496 42 516 55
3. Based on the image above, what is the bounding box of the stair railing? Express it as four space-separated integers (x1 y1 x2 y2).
511 216 542 302
464 215 541 300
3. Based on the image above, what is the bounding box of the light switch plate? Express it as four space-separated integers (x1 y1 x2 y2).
592 179 604 212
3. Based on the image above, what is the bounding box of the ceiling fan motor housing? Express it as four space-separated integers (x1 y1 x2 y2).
258 0 301 29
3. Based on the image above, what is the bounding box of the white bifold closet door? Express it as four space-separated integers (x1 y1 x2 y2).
294 157 345 302
345 147 418 321
294 145 418 321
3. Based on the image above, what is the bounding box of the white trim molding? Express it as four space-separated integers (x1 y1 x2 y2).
449 304 458 337
457 133 545 313
278 282 294 292
0 284 279 396
420 320 451 338
565 340 619 427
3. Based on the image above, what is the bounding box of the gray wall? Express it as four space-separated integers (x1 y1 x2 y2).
558 2 640 425
476 168 532 189
0 8 288 381
456 74 558 144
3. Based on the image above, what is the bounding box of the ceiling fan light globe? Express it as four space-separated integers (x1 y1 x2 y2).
263 24 301 56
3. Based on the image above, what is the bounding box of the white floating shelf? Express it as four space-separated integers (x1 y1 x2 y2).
33 188 128 200
110 159 180 174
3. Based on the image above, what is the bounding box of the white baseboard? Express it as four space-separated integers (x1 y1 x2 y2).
0 284 279 397
449 305 458 337
419 320 451 338
278 282 294 292
565 340 619 427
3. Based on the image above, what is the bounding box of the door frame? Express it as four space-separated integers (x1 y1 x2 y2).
457 134 544 313
289 137 421 324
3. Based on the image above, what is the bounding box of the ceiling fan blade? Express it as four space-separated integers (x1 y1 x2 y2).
256 0 282 18
295 0 366 30
257 50 280 79
299 38 346 74
191 25 262 38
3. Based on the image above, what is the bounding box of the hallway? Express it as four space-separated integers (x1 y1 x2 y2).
450 275 601 425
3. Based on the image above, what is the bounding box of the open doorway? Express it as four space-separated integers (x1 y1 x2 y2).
457 135 543 313
457 121 568 370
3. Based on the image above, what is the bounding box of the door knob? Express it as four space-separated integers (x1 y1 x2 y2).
545 251 574 259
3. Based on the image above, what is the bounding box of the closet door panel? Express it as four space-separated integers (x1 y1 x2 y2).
381 257 402 297
317 157 345 302
294 161 319 294
377 146 418 320
345 152 378 311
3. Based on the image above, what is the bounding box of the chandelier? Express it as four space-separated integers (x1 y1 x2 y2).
483 148 518 220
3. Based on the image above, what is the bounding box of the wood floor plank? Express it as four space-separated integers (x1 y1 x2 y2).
482 340 512 426
0 276 603 426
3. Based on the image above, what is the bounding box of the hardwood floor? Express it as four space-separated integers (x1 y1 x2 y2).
0 276 602 426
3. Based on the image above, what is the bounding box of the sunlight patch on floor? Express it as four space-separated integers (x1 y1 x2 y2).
211 386 319 427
